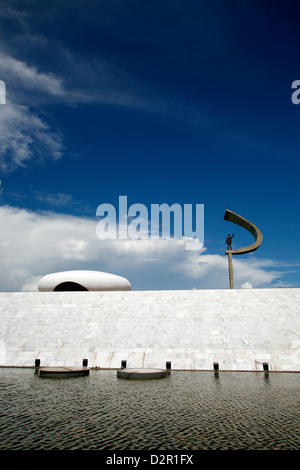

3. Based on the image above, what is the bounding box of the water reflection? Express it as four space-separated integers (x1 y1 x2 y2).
0 368 299 450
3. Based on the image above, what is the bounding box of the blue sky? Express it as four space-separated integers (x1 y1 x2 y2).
0 0 299 291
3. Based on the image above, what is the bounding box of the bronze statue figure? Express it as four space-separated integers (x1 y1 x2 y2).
226 233 234 250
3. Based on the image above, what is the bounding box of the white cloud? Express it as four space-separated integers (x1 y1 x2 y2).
0 205 289 292
241 282 253 289
0 26 219 173
0 53 66 98
0 102 63 173
0 44 72 173
0 46 82 173
0 43 160 173
0 4 28 26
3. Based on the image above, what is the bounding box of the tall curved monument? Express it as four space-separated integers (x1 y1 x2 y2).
224 209 263 288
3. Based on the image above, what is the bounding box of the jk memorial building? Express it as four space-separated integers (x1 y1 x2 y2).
0 210 299 374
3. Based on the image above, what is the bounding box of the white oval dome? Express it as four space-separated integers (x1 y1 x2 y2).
38 270 131 292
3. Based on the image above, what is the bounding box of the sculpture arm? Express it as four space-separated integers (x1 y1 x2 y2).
224 209 263 255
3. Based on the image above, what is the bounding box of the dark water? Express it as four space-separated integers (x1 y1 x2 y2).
0 368 299 450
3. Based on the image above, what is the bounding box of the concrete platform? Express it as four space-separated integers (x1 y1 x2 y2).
117 368 168 379
38 366 90 378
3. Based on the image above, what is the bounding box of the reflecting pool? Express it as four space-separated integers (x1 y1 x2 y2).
0 368 299 450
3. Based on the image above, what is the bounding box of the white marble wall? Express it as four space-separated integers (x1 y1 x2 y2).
0 288 299 371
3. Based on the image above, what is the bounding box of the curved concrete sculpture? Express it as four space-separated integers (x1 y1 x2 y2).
224 209 263 255
224 209 263 289
38 270 132 292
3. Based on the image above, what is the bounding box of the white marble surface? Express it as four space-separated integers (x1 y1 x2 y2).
0 288 299 371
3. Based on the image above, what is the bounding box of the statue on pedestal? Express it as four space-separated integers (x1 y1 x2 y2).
226 233 234 250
